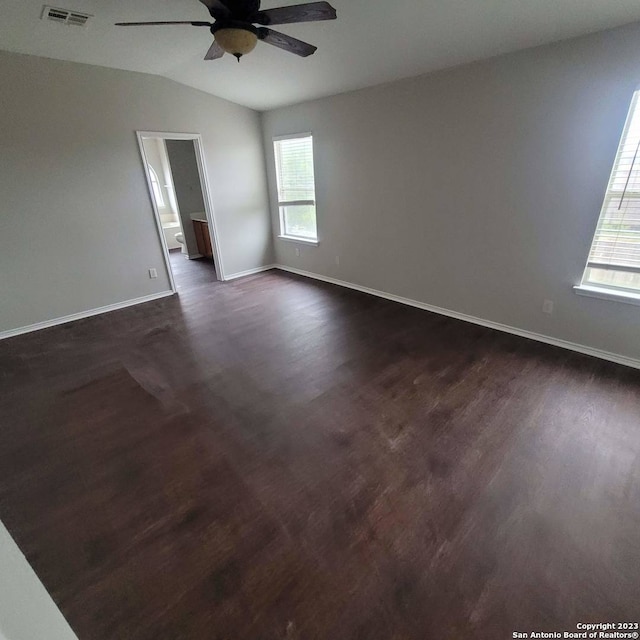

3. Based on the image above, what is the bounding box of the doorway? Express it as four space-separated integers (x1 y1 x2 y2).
137 132 224 291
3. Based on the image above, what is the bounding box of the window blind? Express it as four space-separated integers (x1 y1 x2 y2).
586 91 640 275
274 136 315 205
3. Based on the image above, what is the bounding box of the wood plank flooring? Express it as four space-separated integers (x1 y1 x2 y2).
169 249 217 289
1 261 639 639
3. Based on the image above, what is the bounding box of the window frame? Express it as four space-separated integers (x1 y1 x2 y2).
575 90 640 305
273 132 319 245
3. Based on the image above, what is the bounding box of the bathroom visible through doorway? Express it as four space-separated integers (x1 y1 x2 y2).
137 132 223 291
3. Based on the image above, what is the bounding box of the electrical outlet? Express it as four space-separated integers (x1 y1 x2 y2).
295 247 300 257
542 299 554 315
148 268 158 279
335 255 340 266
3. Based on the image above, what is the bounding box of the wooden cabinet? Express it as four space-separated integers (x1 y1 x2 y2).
192 219 213 259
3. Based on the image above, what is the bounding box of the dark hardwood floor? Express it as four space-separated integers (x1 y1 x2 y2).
1 263 639 639
169 249 218 289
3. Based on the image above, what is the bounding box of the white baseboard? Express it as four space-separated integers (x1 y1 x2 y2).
275 265 640 371
0 291 175 341
4 266 638 372
224 264 276 281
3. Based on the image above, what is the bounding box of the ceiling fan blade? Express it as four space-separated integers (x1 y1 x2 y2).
253 1 336 26
115 21 212 27
257 27 317 57
198 0 232 19
204 40 225 60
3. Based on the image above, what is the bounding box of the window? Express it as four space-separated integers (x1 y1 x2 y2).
580 91 640 296
273 134 317 241
148 164 165 209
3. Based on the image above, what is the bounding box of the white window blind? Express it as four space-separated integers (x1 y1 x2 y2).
582 91 640 292
273 134 317 241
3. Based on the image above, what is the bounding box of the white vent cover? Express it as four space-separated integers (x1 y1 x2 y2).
41 5 92 26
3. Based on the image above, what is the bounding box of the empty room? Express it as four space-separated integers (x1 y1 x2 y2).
1 1 640 639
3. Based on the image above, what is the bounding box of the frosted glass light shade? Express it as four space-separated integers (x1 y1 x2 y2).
215 28 258 59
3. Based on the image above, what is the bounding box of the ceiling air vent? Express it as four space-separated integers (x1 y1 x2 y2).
41 6 92 26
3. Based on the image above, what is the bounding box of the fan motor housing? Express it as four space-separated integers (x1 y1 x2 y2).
210 19 258 36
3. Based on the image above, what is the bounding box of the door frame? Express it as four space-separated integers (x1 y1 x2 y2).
136 131 226 290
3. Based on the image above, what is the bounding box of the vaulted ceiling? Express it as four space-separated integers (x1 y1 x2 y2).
3 0 640 110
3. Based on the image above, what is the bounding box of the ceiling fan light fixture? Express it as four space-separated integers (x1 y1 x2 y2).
214 28 258 60
114 1 337 62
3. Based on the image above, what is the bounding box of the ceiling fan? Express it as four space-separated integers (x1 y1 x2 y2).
115 0 337 62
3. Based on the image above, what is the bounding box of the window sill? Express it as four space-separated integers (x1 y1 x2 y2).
574 284 640 307
278 235 319 246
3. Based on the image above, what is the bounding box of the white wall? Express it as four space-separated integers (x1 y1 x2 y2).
165 139 205 257
0 50 273 334
262 21 640 362
0 520 78 640
166 140 206 215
